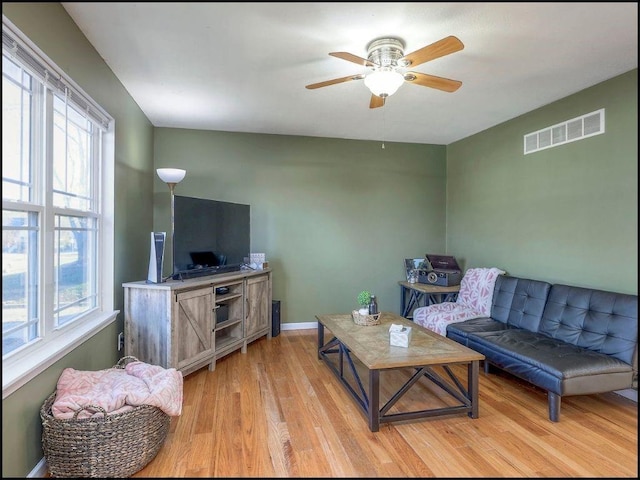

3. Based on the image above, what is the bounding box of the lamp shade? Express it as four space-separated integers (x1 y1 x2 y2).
364 70 405 97
157 168 186 184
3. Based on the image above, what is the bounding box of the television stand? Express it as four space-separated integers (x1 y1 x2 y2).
124 268 272 376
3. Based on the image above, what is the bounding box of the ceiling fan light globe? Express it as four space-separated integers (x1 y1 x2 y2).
364 70 404 97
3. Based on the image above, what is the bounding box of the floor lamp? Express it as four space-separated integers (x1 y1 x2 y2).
157 168 186 280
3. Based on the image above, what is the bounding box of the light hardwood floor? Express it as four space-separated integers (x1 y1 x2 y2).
132 330 638 478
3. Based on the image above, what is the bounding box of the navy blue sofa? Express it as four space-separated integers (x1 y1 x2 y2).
447 275 638 421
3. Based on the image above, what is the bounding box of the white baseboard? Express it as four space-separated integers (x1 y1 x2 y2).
281 321 317 330
614 388 638 403
28 457 47 477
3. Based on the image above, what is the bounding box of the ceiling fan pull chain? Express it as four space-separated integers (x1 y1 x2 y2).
382 105 386 149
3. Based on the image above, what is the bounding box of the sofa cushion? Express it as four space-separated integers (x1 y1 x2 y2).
446 317 512 346
491 275 551 331
467 329 634 395
539 284 638 365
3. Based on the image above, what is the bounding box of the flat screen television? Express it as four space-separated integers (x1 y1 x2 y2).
173 195 250 274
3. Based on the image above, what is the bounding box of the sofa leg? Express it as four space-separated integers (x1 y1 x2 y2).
548 392 560 422
483 360 491 374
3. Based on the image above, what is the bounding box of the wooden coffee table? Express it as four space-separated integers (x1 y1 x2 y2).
316 311 484 432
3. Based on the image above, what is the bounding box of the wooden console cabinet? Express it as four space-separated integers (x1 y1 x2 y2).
123 268 272 376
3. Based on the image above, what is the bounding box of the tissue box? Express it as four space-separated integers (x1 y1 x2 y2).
389 324 412 348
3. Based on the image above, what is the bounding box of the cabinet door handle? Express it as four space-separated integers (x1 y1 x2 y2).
246 298 249 319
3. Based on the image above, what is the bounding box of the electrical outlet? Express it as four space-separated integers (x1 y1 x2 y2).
118 332 124 351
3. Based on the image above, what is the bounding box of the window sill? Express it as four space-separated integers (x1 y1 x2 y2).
2 310 119 399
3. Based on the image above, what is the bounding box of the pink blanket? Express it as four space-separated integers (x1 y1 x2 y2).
414 267 505 336
52 361 183 419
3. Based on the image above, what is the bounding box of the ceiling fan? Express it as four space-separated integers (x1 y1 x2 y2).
305 36 464 108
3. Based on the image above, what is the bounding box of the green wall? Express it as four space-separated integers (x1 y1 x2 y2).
447 69 637 294
153 130 448 324
2 3 155 477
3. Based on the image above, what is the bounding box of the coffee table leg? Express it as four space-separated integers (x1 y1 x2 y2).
317 322 324 360
368 369 380 432
468 360 480 418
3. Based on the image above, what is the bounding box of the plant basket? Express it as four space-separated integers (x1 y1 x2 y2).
351 310 381 326
40 356 171 478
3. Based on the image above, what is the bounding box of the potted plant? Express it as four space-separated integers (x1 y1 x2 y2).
357 290 371 315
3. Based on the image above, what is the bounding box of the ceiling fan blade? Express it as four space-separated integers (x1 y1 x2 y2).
305 74 365 90
329 52 376 67
404 72 462 92
369 94 385 109
400 35 464 68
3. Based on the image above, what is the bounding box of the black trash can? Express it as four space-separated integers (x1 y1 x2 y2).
272 300 281 337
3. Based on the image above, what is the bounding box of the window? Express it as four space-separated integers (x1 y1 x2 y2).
2 17 116 397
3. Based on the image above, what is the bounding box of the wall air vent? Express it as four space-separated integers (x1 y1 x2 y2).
524 108 605 155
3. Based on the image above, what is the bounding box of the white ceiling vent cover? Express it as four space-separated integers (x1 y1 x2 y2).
524 109 605 154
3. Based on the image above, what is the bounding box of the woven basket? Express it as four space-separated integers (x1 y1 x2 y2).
352 310 381 326
40 356 171 478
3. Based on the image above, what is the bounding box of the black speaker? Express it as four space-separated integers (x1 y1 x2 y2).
272 300 281 337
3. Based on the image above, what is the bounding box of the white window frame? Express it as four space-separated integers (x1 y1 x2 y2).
2 16 117 398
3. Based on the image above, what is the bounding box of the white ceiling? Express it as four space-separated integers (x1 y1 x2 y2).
61 2 638 145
